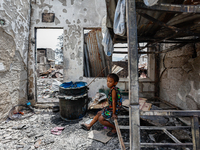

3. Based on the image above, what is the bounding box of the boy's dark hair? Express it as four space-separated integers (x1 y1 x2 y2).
107 73 119 82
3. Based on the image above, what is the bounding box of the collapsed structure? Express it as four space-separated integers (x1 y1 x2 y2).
1 0 200 149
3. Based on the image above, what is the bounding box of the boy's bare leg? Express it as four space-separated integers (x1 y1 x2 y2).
98 115 116 133
83 111 102 130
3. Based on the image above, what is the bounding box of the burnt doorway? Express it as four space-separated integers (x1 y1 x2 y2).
36 28 63 103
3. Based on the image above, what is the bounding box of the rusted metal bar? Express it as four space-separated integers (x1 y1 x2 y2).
191 116 200 150
136 2 200 14
114 119 126 150
126 0 140 149
141 110 200 117
140 143 193 147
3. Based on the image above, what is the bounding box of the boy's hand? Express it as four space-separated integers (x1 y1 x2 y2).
112 114 117 120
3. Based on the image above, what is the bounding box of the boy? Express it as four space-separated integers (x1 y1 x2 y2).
81 73 122 137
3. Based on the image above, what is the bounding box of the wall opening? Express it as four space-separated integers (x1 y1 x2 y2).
112 43 148 78
36 28 63 103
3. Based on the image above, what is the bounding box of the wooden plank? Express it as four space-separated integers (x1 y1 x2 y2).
114 119 126 150
191 116 200 150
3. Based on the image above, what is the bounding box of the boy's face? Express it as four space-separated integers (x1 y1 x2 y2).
107 77 118 88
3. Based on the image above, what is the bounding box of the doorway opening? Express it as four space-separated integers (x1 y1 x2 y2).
36 28 63 103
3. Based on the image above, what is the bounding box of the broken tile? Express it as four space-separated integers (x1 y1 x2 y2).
88 129 112 144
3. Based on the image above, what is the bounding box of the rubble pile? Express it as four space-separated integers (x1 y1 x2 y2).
0 109 121 150
37 78 62 103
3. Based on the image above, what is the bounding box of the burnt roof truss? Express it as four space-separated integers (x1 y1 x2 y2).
136 2 200 14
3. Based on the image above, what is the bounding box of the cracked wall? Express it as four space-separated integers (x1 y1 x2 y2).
0 0 30 121
160 43 200 110
29 0 107 100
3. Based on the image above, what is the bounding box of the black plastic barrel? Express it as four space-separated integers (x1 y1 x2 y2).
59 81 88 96
58 93 88 120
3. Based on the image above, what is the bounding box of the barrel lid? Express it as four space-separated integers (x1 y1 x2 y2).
60 81 87 89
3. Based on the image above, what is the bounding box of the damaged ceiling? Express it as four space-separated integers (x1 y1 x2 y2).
106 0 200 44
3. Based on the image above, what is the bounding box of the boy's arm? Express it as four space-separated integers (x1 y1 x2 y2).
112 89 117 119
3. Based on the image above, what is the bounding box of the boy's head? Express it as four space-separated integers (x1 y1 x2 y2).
107 73 119 88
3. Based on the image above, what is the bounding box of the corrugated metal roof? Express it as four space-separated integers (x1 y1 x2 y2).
106 0 200 43
85 29 109 77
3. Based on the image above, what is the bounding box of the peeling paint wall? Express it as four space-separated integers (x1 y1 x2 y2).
160 43 200 110
0 0 30 121
29 0 108 100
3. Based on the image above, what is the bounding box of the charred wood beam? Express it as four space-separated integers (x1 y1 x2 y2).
163 129 190 150
141 110 200 117
138 13 198 37
191 116 200 150
136 2 200 14
138 13 179 32
141 143 193 147
138 37 200 43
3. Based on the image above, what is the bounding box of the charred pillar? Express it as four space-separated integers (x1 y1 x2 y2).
126 0 140 149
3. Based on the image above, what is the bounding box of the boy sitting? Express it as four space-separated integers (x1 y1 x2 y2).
81 73 122 137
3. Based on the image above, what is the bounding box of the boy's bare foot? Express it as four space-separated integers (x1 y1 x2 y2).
81 124 91 131
107 128 117 137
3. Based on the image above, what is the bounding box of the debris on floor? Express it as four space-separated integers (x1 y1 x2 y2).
37 78 63 102
51 127 65 135
88 129 112 144
0 109 121 150
88 92 109 109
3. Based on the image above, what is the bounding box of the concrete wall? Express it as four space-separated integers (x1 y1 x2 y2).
160 43 200 110
0 0 30 121
28 0 111 101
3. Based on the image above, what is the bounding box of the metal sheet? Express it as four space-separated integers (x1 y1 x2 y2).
85 29 108 77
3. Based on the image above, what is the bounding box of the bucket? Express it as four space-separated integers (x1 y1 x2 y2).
59 81 88 96
58 93 88 120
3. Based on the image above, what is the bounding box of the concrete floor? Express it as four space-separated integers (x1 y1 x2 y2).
0 109 122 150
